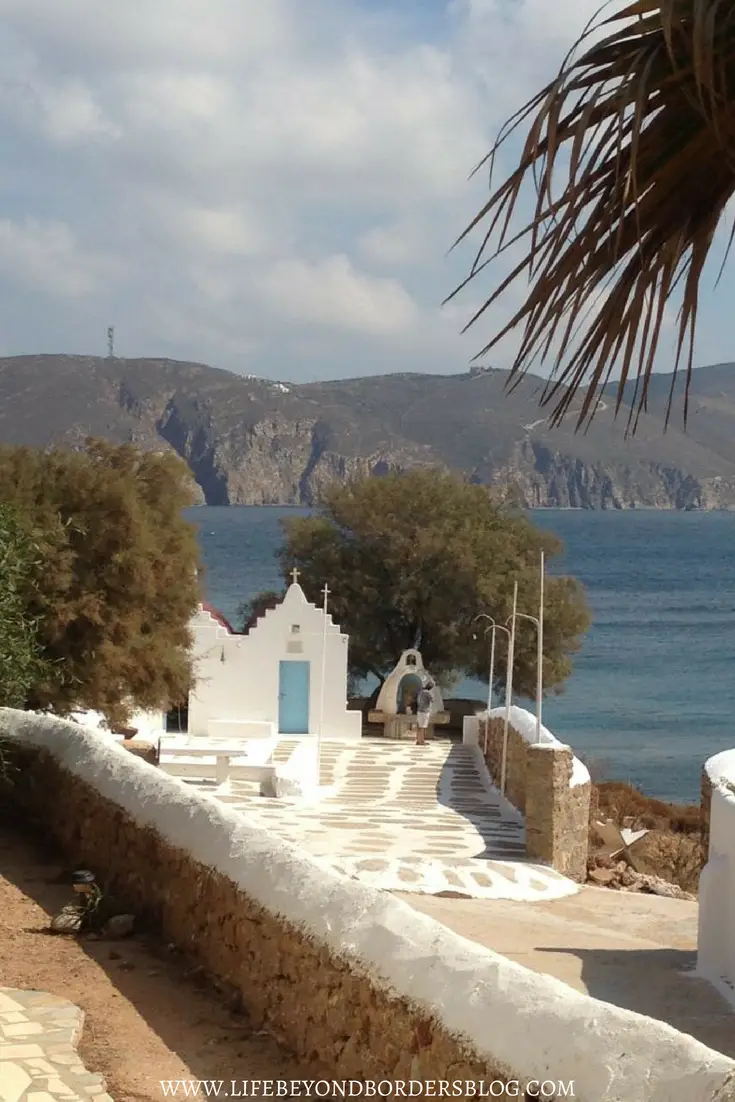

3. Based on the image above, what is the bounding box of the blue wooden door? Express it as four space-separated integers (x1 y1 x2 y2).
278 660 310 734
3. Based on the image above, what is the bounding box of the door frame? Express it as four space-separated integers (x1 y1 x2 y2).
278 659 311 734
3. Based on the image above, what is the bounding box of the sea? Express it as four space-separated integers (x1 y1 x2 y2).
185 506 735 804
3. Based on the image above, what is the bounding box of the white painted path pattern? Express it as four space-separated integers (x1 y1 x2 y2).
0 987 111 1102
187 738 578 901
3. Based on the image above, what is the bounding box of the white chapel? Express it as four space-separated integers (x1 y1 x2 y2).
186 575 361 740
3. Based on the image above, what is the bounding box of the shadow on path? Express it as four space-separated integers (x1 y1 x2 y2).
435 742 528 863
534 945 735 1059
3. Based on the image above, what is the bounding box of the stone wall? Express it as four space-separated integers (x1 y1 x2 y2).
475 708 591 882
702 765 714 865
3 709 735 1102
481 716 529 813
8 753 497 1080
525 745 590 883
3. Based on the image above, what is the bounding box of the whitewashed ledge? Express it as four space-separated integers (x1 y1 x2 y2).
486 706 591 788
705 749 735 792
464 706 591 788
698 749 735 1009
1 708 734 1102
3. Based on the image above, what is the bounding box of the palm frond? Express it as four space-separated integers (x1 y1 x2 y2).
449 0 735 430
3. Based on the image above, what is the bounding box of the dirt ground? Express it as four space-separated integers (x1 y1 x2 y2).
0 820 326 1102
402 888 735 1059
5 815 734 1102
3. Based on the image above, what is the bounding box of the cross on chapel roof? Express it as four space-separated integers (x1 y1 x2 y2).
291 567 300 585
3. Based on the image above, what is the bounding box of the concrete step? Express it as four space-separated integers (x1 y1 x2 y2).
159 758 275 781
234 763 275 782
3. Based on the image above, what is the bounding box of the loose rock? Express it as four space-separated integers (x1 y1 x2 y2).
121 740 158 766
103 913 136 939
586 855 696 899
636 874 696 901
588 867 616 886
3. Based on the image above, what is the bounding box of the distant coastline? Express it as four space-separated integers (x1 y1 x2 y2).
4 355 735 510
187 500 735 512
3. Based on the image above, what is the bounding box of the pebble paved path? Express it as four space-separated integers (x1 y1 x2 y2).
0 988 111 1102
201 738 578 901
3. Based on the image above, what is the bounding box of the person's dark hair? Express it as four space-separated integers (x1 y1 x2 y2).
424 680 434 690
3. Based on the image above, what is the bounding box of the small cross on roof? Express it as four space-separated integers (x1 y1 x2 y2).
291 567 300 584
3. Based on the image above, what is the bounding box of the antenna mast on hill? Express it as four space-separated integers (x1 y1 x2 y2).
107 326 115 359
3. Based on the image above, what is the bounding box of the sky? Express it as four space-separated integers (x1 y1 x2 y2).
0 0 732 383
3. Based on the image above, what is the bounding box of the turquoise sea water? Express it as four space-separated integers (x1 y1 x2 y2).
186 506 735 804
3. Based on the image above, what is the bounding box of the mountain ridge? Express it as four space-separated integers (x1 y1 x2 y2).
2 354 735 509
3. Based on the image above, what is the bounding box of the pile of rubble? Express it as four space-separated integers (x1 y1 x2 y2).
586 851 695 900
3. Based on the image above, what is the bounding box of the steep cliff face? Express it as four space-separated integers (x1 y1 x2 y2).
2 354 735 509
162 412 429 505
163 428 735 510
481 441 718 510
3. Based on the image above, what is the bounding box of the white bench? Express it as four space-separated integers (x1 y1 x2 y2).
159 738 274 794
207 719 275 740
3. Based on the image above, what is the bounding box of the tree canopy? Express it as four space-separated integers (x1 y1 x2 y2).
257 469 589 697
0 439 201 724
238 590 283 634
0 503 51 709
450 1 733 431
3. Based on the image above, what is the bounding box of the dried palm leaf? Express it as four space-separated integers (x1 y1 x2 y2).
448 0 735 431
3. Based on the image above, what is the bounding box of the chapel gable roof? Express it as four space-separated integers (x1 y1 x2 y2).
200 602 237 635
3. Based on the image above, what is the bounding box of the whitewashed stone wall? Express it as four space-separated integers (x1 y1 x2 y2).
2 709 734 1102
699 749 735 1008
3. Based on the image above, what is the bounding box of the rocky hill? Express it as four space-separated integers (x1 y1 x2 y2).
2 354 735 509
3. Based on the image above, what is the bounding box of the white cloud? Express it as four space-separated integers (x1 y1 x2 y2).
359 220 434 268
0 0 727 379
40 79 116 143
0 218 119 298
0 1 293 67
0 44 117 144
259 255 420 336
149 199 273 259
236 44 486 205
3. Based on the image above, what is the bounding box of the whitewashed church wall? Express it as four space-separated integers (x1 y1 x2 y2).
698 748 735 1008
187 591 360 739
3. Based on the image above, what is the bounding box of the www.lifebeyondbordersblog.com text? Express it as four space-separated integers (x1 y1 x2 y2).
160 1081 575 1098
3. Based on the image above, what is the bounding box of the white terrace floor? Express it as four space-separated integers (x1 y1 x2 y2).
180 737 578 902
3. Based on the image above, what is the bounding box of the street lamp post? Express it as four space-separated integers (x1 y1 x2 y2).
514 606 541 743
472 614 511 754
317 583 330 788
501 581 518 796
508 551 546 745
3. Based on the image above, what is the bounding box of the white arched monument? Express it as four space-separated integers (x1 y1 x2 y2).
370 648 449 740
375 649 445 716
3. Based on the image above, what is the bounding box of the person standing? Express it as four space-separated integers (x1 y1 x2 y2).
415 680 435 746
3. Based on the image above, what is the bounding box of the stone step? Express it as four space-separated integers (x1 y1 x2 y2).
217 780 264 801
159 758 275 780
233 763 275 782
